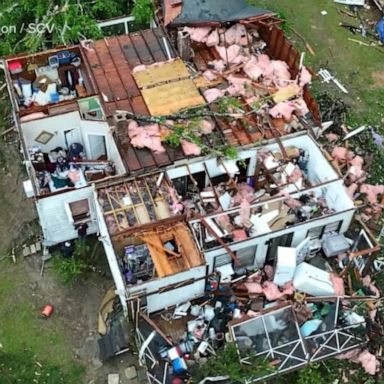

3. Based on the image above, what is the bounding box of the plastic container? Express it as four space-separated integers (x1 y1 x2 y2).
8 61 23 74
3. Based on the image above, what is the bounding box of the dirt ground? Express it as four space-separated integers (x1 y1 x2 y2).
0 136 142 383
15 254 142 384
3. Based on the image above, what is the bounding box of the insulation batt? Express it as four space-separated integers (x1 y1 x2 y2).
209 59 226 73
206 29 220 47
199 117 215 134
128 121 165 153
180 139 201 156
261 281 285 301
330 274 345 296
183 27 211 43
168 187 183 214
224 24 248 46
216 45 248 65
362 275 380 297
271 60 291 87
299 66 312 87
360 184 384 204
292 98 310 117
346 183 358 199
257 54 274 79
202 70 218 81
357 350 380 375
264 265 274 280
269 101 296 121
239 199 251 225
325 133 339 143
203 88 225 103
231 183 255 205
226 75 253 97
332 146 349 162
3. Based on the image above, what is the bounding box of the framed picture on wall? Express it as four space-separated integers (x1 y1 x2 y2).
35 131 54 144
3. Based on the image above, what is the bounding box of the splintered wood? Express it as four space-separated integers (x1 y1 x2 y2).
133 59 205 116
138 223 203 277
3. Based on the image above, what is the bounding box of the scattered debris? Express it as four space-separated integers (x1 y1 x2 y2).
318 68 349 94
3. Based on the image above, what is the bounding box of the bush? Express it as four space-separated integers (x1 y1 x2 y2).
51 241 89 285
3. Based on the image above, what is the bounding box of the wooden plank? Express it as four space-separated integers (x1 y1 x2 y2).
141 79 205 116
133 59 190 89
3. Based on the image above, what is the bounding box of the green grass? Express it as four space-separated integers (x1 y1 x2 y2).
0 261 85 383
251 0 384 184
255 0 384 124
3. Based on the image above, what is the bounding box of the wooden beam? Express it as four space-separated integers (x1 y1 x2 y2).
199 216 240 266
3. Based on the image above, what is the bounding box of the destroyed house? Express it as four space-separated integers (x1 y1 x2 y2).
3 1 383 381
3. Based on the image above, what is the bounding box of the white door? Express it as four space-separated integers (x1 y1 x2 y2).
88 134 107 160
64 127 82 147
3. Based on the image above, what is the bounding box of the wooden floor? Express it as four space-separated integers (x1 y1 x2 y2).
152 311 194 343
139 222 203 277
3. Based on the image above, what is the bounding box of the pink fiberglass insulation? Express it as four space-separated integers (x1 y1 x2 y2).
128 121 166 153
362 275 380 297
346 183 358 199
272 60 291 86
349 155 364 167
326 133 339 143
285 197 302 209
224 24 248 46
360 184 384 204
257 54 274 78
183 27 211 42
332 146 349 162
269 101 295 121
180 139 201 156
264 265 274 280
330 274 345 296
233 229 248 241
206 29 220 47
199 117 215 134
244 282 263 294
292 98 310 117
217 214 233 232
262 281 285 301
168 187 184 214
281 281 294 295
226 75 253 97
202 70 218 81
288 167 303 183
203 88 225 103
239 198 251 225
209 59 226 72
216 45 247 64
231 183 255 205
299 66 312 87
358 350 379 375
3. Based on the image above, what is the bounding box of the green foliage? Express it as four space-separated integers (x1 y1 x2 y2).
51 241 89 285
217 97 243 114
0 350 85 384
0 0 129 54
132 0 153 25
192 343 273 383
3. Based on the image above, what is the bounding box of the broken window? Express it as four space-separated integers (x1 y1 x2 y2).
66 199 90 224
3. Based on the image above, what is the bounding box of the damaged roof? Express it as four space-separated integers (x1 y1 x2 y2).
163 0 274 26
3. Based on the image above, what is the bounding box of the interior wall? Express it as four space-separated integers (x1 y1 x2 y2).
128 265 207 313
21 111 82 152
203 208 355 272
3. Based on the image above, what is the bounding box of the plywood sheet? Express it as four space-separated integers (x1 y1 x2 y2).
141 79 205 116
133 59 189 89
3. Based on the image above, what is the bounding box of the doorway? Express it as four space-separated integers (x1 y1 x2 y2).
88 134 107 160
265 232 294 263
